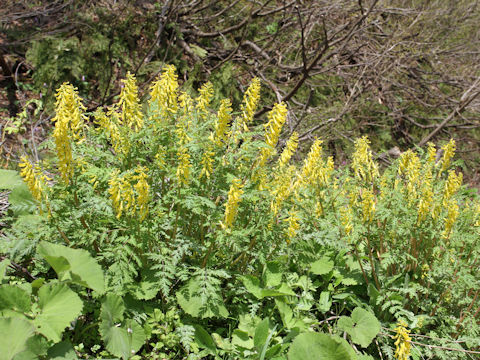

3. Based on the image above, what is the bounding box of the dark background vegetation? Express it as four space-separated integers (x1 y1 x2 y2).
1 0 480 179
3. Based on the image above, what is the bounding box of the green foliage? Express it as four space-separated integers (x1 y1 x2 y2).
1 70 480 359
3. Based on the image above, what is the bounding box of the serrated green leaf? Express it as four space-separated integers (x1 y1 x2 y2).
337 307 380 348
264 262 282 288
176 278 228 319
318 291 332 313
37 241 105 294
0 259 10 284
0 317 35 360
101 320 145 360
288 332 356 360
0 285 31 316
34 283 83 343
100 294 125 330
310 257 334 276
232 330 253 350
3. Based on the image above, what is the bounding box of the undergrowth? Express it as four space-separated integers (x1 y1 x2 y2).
0 65 479 359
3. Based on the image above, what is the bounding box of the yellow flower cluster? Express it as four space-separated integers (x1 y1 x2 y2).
394 320 411 360
360 188 376 223
284 208 300 244
221 178 244 230
440 139 456 173
278 132 298 168
239 77 261 131
398 150 421 201
259 102 287 166
19 156 50 202
149 64 179 120
119 72 143 131
214 99 233 145
300 139 334 187
196 82 214 117
94 108 129 155
108 168 150 221
52 83 86 184
442 199 459 238
176 147 191 185
351 136 378 183
427 142 436 165
417 169 434 223
340 206 354 236
200 144 215 179
179 91 193 114
270 165 297 215
443 170 462 206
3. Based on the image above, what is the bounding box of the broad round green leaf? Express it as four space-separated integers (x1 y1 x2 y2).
0 317 35 360
288 332 357 360
33 283 83 343
337 307 380 348
37 241 105 294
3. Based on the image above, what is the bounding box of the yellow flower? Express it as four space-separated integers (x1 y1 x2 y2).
149 64 179 121
221 178 244 230
443 170 462 206
94 108 129 155
278 132 298 168
442 198 459 238
270 165 296 215
301 139 323 184
196 82 214 118
239 77 261 131
108 168 149 221
258 102 287 166
119 72 143 131
51 83 86 184
133 168 149 221
179 91 193 114
427 142 436 165
340 206 354 236
351 136 378 183
200 144 215 179
398 150 421 202
284 208 300 244
360 188 376 223
394 320 411 360
440 139 455 173
19 156 50 202
176 146 191 185
214 99 233 145
417 169 434 223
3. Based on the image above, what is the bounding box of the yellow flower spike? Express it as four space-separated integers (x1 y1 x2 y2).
259 102 288 167
196 82 214 118
133 168 149 221
394 320 411 360
360 188 376 223
427 142 436 165
340 206 354 236
94 108 129 155
19 156 50 202
108 168 149 221
221 178 244 230
270 165 296 215
351 136 379 183
119 72 143 131
149 64 179 120
442 198 459 238
179 91 193 114
443 170 462 206
417 169 434 223
301 139 324 185
284 208 300 244
398 150 421 202
278 132 298 168
440 139 456 173
240 77 261 131
176 146 191 185
52 83 86 184
214 99 233 145
200 143 215 179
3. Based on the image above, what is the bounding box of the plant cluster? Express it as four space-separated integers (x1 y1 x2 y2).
1 66 480 359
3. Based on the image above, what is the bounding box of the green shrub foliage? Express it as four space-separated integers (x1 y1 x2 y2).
1 66 479 359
